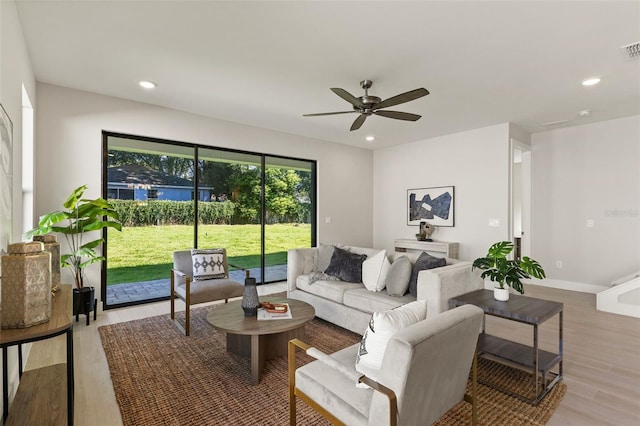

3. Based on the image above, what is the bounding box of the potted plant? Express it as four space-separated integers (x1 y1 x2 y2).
472 241 545 301
25 185 122 318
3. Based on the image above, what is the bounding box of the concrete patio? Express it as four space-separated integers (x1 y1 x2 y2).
106 264 288 305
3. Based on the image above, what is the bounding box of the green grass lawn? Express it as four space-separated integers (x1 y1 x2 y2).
106 223 311 285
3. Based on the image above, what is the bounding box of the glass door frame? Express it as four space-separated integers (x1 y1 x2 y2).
101 131 316 309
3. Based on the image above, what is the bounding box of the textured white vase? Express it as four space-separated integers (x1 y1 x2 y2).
494 287 510 301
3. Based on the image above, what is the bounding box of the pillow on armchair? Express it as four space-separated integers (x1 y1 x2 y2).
191 248 226 281
355 300 428 381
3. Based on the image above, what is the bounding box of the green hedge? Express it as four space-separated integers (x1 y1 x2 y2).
111 200 235 226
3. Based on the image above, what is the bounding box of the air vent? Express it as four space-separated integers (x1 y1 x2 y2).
621 41 640 60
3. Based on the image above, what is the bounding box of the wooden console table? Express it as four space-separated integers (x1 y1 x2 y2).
450 289 563 405
1 285 74 425
394 239 459 259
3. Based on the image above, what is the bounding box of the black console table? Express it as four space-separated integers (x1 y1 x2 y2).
450 289 563 405
1 284 74 425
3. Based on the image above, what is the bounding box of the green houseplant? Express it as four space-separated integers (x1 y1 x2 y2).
472 241 545 300
26 185 122 288
26 185 121 318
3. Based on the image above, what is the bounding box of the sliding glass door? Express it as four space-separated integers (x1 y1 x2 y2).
264 156 314 282
104 136 195 307
197 148 263 282
103 133 315 309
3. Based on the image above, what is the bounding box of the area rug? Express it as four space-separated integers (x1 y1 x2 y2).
99 306 566 426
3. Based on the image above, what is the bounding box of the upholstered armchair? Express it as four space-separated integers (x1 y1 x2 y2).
288 304 483 426
170 248 246 335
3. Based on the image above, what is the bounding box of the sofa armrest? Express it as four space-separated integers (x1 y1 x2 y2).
287 247 318 293
416 262 484 318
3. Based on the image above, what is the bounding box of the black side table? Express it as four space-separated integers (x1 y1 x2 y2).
450 289 563 405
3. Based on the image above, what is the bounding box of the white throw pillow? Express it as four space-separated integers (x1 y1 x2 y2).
361 250 390 292
191 249 226 281
355 300 428 382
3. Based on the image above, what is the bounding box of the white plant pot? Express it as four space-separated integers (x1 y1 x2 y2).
494 287 510 301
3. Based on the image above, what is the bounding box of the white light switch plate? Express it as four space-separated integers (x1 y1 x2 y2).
489 219 500 227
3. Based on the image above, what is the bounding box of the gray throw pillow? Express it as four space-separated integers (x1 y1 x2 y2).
409 251 447 297
385 256 412 296
324 246 367 283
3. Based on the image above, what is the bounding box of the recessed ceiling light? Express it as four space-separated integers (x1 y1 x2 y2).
582 77 601 86
365 136 375 142
139 80 157 89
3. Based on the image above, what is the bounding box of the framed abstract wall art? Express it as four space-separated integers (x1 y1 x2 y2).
407 186 454 227
0 102 13 261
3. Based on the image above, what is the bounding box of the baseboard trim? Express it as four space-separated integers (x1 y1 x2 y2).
528 279 608 294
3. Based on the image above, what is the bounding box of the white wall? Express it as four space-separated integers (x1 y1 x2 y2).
373 123 511 260
35 83 374 286
531 115 640 286
0 0 37 412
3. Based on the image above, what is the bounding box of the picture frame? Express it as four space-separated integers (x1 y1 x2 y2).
0 102 13 262
407 186 454 227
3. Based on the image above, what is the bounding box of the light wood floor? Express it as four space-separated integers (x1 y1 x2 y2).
23 284 640 426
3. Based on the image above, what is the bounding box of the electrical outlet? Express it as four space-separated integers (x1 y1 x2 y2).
488 219 500 227
556 260 563 269
586 219 594 228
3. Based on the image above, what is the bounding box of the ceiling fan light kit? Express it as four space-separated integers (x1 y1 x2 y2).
304 80 429 131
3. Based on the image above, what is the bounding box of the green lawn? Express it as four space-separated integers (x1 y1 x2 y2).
106 223 311 285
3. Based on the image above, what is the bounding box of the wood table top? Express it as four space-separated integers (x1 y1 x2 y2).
1 285 72 346
450 289 563 325
207 298 315 336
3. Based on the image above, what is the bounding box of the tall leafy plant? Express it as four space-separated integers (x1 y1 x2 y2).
26 185 122 288
472 241 545 294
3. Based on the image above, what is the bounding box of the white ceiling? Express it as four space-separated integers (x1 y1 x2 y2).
15 0 640 149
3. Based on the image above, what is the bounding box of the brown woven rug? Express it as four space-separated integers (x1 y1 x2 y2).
99 306 566 426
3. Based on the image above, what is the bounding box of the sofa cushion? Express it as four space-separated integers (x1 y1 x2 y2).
296 274 364 304
385 256 412 296
355 300 428 381
361 250 390 292
296 344 371 425
174 278 243 304
343 288 414 314
190 248 226 281
409 251 447 297
325 246 367 283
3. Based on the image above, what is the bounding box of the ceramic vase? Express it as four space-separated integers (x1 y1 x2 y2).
494 286 510 301
241 277 260 316
33 234 61 292
1 241 52 329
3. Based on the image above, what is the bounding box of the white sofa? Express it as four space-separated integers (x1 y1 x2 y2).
287 245 484 334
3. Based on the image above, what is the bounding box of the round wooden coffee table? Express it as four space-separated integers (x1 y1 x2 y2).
207 297 315 385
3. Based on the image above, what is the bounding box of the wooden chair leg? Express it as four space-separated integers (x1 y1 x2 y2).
288 340 297 426
170 272 175 320
185 293 191 336
472 347 478 426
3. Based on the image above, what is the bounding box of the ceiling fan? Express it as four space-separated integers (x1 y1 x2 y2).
303 80 429 131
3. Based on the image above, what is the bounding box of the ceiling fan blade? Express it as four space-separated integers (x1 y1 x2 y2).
303 111 356 117
331 88 363 108
373 110 422 121
350 114 367 131
374 88 429 110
